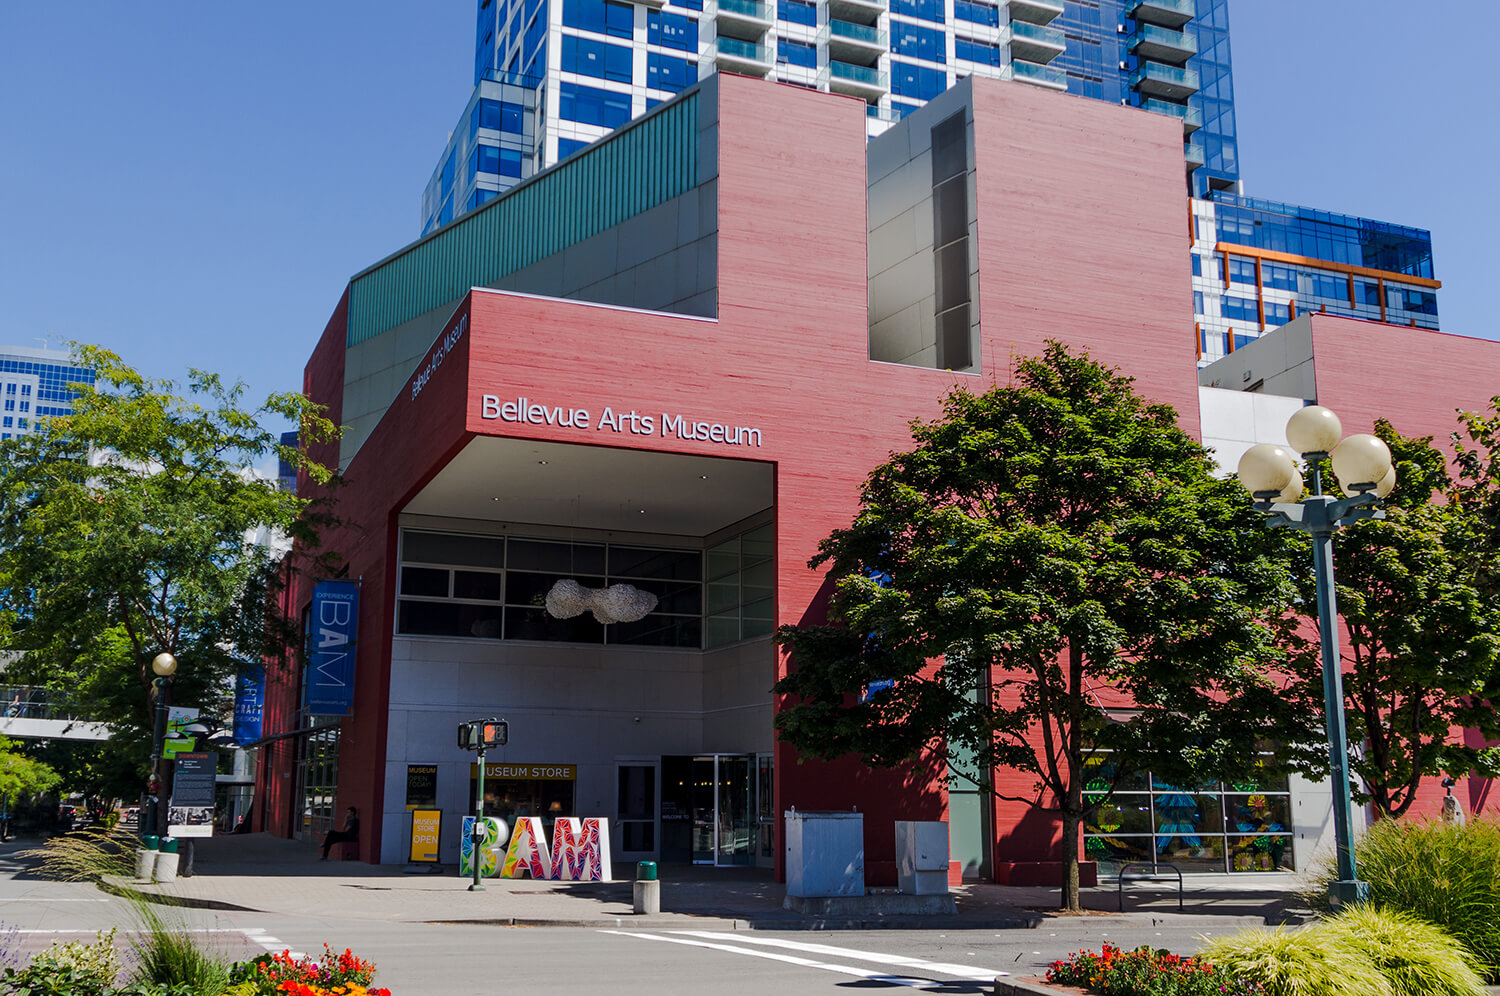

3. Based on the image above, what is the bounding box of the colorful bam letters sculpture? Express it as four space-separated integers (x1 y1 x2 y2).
495 816 613 881
459 816 504 878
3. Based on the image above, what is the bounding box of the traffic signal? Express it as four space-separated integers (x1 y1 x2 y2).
480 720 507 748
457 719 508 751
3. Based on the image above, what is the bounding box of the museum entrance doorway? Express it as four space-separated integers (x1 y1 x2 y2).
660 753 773 867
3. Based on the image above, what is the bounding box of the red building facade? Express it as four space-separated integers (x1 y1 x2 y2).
259 72 1497 883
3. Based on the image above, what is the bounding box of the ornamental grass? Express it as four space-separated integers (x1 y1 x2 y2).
1318 905 1487 996
1199 926 1393 996
1306 817 1500 982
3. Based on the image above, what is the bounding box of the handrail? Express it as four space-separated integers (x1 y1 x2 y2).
1116 861 1184 912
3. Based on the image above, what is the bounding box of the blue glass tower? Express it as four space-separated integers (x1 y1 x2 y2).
428 0 1257 233
1053 0 1235 196
422 0 1443 364
0 346 93 442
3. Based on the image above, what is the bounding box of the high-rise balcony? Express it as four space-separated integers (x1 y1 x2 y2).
822 19 887 64
1142 97 1202 134
1006 0 1065 26
1130 61 1199 100
1000 59 1067 90
716 36 774 74
819 60 888 101
1127 0 1194 30
716 0 773 40
1001 20 1065 64
1185 141 1205 167
828 0 886 26
1128 23 1196 62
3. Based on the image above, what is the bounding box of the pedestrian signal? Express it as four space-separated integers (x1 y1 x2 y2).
458 719 509 751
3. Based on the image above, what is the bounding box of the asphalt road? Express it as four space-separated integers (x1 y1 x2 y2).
0 868 1236 994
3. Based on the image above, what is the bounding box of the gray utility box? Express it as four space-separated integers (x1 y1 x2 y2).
785 810 864 898
895 820 950 895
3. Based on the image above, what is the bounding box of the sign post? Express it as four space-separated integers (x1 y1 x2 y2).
457 719 508 892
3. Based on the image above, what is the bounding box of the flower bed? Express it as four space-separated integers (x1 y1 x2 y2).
226 946 390 996
1046 943 1264 996
0 931 394 996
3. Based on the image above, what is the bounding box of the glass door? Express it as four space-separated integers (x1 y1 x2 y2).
691 757 716 864
755 753 775 868
616 761 657 859
664 754 762 866
715 755 752 866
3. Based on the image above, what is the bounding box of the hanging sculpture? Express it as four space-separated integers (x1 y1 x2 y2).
545 579 658 624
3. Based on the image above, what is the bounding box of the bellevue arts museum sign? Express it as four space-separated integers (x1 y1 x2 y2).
481 395 763 448
408 312 764 448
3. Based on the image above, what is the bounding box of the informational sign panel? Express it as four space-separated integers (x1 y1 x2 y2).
162 706 200 759
409 809 442 863
233 669 265 744
304 579 360 716
168 752 217 838
405 765 437 809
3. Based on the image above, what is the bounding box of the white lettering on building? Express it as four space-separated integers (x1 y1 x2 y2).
479 394 762 448
410 313 469 402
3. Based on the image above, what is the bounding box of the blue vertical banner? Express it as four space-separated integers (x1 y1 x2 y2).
304 580 360 716
233 669 265 744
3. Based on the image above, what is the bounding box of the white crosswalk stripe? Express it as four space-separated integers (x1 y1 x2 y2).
599 929 1007 986
242 927 305 960
670 930 1007 978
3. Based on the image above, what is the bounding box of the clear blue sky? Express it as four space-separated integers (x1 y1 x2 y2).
1 2 1493 432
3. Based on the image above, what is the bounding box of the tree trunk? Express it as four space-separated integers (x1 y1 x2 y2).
1060 808 1082 911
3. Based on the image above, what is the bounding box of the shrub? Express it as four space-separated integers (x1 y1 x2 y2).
1200 925 1394 996
27 929 120 995
1307 817 1500 981
1319 905 1487 996
1046 943 1264 995
2 962 113 996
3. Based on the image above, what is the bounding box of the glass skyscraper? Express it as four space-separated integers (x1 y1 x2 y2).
423 0 1237 232
0 346 93 442
421 0 1441 363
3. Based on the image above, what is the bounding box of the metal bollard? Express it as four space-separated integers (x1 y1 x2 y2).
153 838 179 883
135 848 158 881
633 860 660 914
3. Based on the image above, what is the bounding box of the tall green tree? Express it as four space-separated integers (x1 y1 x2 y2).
0 345 340 785
0 735 60 804
773 343 1294 910
1275 421 1500 818
1453 398 1500 602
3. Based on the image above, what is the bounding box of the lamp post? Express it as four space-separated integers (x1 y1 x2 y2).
1238 405 1397 909
146 651 178 840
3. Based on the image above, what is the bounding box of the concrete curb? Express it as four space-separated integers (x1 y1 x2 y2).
992 979 1061 995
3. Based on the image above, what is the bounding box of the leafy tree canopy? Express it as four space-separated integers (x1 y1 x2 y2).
0 734 61 802
1277 418 1500 816
773 343 1295 908
0 345 340 784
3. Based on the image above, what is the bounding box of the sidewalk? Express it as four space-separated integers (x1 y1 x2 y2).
107 833 1313 931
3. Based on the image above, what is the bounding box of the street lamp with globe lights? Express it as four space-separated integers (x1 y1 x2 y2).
1237 405 1396 908
146 652 178 839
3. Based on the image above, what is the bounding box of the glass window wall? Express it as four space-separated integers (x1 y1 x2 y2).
1084 759 1293 875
